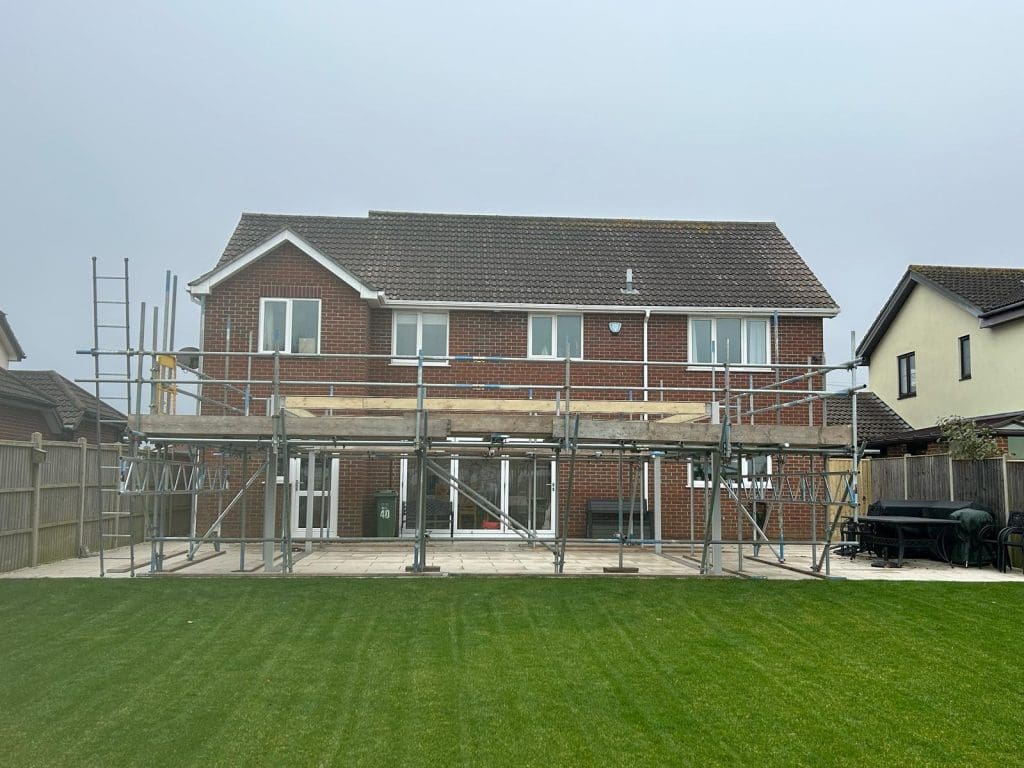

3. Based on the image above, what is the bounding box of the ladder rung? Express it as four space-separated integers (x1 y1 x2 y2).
96 300 127 305
96 275 127 280
97 324 128 329
103 534 133 539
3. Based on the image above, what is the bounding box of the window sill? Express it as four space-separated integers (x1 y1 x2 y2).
686 365 771 373
389 359 449 367
897 392 917 400
959 375 972 382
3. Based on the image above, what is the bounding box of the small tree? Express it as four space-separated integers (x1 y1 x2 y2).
937 415 1000 459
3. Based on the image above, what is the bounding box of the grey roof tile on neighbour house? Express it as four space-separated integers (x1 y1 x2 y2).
858 264 1024 360
9 370 125 430
824 391 911 444
0 368 55 409
211 211 838 311
910 265 1024 314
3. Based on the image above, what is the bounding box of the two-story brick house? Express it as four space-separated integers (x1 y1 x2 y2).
187 210 839 541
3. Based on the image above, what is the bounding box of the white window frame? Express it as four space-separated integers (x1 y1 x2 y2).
391 311 449 366
687 316 771 368
258 297 321 355
688 455 773 489
528 313 584 359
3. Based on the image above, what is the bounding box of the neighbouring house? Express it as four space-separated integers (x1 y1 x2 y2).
0 309 126 442
856 265 1024 457
6 370 127 443
187 210 840 539
0 310 26 370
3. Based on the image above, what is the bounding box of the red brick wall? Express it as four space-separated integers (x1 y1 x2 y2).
0 405 56 441
197 246 831 539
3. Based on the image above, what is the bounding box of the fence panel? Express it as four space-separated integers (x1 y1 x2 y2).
1008 461 1024 514
952 458 1006 524
869 456 905 501
0 438 135 573
905 454 951 500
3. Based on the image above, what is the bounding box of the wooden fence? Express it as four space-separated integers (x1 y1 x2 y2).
864 454 1024 525
0 434 143 573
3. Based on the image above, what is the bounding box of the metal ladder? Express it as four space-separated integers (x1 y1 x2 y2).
90 257 136 576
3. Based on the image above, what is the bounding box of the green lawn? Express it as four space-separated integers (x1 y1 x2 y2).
1 578 1021 768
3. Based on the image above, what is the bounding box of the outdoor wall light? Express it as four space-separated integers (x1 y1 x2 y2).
608 321 623 335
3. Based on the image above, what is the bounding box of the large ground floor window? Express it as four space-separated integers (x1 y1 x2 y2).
400 443 555 537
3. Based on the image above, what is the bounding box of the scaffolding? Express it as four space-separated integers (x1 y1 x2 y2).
79 263 865 578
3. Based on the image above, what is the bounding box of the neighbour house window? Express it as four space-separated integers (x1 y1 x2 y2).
897 352 916 398
259 298 321 354
689 317 769 365
392 311 449 363
1009 437 1024 459
690 454 771 487
959 335 971 380
529 314 583 359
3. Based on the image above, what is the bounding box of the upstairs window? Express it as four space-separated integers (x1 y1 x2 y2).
392 312 448 364
260 298 320 354
529 314 583 359
959 335 971 381
898 352 916 398
689 317 769 365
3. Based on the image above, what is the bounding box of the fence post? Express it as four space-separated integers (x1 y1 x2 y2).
29 432 44 567
947 453 955 501
902 454 909 500
1002 455 1010 525
77 437 88 556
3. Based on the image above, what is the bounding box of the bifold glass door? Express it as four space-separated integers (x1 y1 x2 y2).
401 451 555 536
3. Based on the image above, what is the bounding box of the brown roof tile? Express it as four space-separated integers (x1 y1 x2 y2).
212 211 838 310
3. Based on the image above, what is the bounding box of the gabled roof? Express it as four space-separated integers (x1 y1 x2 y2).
8 370 126 430
0 310 26 363
824 391 911 444
192 210 839 313
858 265 1024 361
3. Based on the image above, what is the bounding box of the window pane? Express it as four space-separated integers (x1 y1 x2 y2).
291 300 319 354
692 319 712 363
716 318 742 364
749 455 770 476
909 353 916 393
262 301 286 352
960 336 971 379
556 315 582 358
531 315 552 356
747 320 767 364
421 314 447 358
395 313 418 356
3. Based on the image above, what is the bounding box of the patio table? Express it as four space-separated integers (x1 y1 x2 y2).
858 515 963 567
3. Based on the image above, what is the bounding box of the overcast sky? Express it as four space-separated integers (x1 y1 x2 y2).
2 1 1021 395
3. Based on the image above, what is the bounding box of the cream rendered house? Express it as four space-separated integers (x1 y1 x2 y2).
857 265 1024 456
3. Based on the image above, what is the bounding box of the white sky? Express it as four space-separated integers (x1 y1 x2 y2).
1 1 1021 393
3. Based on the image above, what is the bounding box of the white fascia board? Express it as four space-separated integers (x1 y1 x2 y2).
379 298 839 317
187 230 381 301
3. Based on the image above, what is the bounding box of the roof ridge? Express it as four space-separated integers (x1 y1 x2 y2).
911 263 1024 273
367 210 778 226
